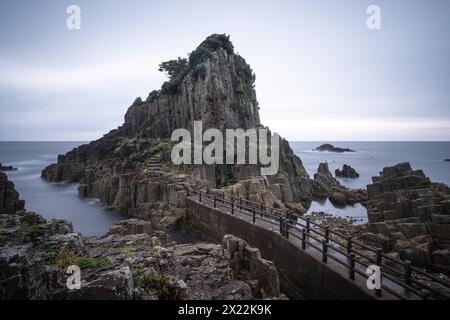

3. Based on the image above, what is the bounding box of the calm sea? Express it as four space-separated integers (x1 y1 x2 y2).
291 141 450 223
0 141 126 236
1 141 449 231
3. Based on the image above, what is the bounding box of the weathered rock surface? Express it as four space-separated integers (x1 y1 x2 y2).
0 163 18 171
311 163 366 206
0 174 285 300
314 144 355 153
41 34 314 226
335 164 359 179
363 162 450 272
0 214 285 299
222 234 280 297
0 172 24 214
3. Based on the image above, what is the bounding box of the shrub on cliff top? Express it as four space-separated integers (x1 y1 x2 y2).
188 34 234 66
159 34 234 95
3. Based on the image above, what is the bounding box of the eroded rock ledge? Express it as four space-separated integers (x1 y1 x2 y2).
362 162 450 272
0 172 285 300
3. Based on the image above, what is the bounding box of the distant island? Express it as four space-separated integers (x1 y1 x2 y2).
0 163 18 171
445 159 450 162
314 144 355 153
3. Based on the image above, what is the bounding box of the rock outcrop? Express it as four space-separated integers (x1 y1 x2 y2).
0 172 24 214
335 164 360 179
363 162 450 272
311 163 366 206
0 164 18 171
41 34 313 226
0 177 285 300
314 144 355 153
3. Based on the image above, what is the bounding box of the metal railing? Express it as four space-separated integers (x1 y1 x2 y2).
186 187 450 300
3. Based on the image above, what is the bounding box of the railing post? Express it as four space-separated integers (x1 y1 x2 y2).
186 188 189 197
404 260 412 286
349 254 355 280
376 249 382 266
239 197 242 210
325 227 329 243
214 196 216 208
306 217 310 234
231 200 234 215
322 240 328 263
252 209 256 224
199 192 202 203
301 228 306 250
285 218 289 239
346 237 352 255
279 216 283 235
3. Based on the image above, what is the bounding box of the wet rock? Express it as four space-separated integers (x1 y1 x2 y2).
0 172 25 214
335 165 359 178
312 163 366 206
0 163 18 171
329 192 347 206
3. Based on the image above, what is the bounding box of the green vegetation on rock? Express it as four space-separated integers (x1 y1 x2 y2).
159 34 234 95
55 247 111 269
134 272 184 300
22 224 43 237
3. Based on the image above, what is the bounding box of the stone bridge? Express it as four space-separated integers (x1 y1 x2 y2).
185 188 450 300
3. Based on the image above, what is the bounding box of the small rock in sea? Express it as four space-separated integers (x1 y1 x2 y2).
314 144 355 153
335 164 360 179
0 163 18 171
445 159 450 162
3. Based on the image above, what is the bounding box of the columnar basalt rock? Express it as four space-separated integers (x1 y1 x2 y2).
363 162 450 271
0 172 24 214
41 34 314 225
222 234 281 298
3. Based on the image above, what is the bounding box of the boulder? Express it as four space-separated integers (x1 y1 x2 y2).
222 234 280 297
108 219 152 236
335 165 359 179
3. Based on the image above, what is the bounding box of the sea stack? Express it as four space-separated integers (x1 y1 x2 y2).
314 144 355 153
335 165 360 178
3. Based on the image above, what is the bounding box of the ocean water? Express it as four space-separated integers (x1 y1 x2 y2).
1 141 449 231
0 141 127 236
291 141 450 222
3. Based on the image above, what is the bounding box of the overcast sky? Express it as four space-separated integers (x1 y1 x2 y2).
0 0 449 141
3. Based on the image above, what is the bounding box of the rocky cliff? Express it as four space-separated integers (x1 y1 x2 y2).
41 34 318 226
0 172 285 300
0 172 24 214
362 163 450 272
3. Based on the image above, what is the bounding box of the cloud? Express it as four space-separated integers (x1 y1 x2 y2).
267 117 450 141
0 56 165 92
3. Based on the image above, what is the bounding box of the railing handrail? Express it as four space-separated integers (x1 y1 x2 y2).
186 187 450 300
